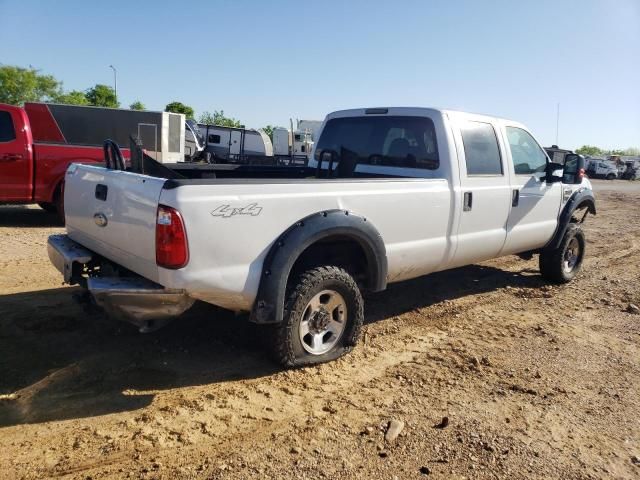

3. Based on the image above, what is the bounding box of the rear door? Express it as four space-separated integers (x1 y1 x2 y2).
0 106 33 201
500 124 562 255
449 115 512 267
64 164 167 282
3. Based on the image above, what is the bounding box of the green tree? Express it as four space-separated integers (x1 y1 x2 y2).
199 110 242 127
129 100 145 110
198 111 215 125
85 84 119 108
54 90 89 105
165 101 194 119
261 125 275 141
575 145 602 156
0 65 62 105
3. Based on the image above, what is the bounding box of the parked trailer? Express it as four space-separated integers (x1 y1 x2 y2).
199 124 272 162
24 103 186 163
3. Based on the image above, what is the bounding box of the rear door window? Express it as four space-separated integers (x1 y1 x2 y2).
0 111 16 142
315 116 439 170
506 127 548 175
460 121 503 175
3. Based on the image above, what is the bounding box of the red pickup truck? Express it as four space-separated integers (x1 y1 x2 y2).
0 103 130 218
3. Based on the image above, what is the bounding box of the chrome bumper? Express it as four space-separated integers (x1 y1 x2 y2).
47 234 194 331
47 234 94 283
88 277 194 332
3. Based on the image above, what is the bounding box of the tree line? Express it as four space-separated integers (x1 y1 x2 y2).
0 64 251 130
575 145 639 157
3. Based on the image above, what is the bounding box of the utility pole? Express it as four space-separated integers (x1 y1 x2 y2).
109 65 117 103
555 102 560 146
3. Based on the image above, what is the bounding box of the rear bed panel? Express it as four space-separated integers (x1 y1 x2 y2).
157 178 453 311
64 164 165 282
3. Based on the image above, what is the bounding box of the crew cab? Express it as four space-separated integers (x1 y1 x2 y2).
47 107 596 367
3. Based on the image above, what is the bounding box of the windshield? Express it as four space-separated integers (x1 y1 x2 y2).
314 116 439 170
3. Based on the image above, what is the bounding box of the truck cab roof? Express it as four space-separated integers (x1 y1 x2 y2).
325 106 527 129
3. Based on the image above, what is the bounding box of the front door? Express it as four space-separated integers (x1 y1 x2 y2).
450 118 512 268
229 130 242 157
0 107 32 201
500 125 562 255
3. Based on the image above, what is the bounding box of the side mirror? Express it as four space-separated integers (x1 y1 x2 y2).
562 154 585 184
545 161 564 183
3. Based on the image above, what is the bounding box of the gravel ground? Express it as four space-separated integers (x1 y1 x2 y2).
0 180 639 479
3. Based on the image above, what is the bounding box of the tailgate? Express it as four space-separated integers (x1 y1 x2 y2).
64 164 166 282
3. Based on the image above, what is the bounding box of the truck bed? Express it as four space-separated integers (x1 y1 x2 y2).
64 163 451 311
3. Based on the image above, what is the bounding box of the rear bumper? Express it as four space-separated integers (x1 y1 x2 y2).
47 234 194 331
47 234 93 284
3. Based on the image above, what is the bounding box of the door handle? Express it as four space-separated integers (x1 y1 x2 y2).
463 191 473 211
0 153 23 162
512 189 520 207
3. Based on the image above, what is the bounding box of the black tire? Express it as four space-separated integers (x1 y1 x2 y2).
54 183 65 224
265 266 364 367
539 224 585 284
606 173 616 180
37 202 57 213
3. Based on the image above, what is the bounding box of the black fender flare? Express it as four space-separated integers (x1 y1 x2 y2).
250 209 387 324
545 187 596 250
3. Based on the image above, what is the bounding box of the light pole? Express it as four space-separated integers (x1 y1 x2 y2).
109 65 117 103
555 102 560 146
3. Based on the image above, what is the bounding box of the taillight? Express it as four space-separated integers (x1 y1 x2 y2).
156 205 188 269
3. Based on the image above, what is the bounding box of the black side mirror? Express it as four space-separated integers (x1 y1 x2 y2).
545 161 564 183
562 154 585 184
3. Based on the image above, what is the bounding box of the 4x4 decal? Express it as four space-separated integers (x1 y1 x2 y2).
211 203 263 218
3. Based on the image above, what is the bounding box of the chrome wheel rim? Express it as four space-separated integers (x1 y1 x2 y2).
299 289 347 355
563 237 580 273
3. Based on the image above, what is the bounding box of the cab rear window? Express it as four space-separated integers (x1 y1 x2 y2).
315 116 439 170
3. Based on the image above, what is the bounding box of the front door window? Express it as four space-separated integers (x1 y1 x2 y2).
506 127 547 175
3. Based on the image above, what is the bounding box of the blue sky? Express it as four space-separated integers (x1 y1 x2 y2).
1 0 638 149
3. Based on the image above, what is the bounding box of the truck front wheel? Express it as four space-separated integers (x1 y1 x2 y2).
539 224 585 283
266 266 364 367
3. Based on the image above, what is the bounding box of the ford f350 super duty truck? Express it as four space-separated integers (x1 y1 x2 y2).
47 107 595 367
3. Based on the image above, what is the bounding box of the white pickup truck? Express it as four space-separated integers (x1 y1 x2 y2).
48 107 596 366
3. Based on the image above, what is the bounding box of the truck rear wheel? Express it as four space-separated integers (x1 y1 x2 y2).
539 224 585 284
606 173 616 180
266 266 364 367
53 183 65 224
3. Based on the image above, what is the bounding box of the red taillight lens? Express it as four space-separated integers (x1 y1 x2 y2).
156 205 188 269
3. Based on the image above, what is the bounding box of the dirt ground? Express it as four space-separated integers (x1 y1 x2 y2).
1 180 639 480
